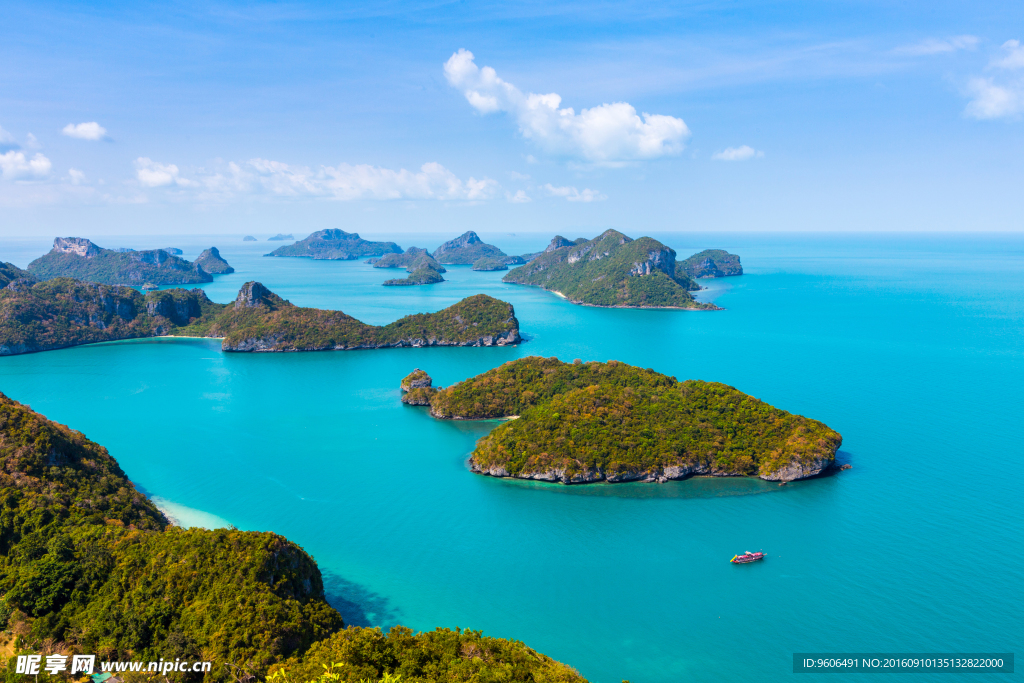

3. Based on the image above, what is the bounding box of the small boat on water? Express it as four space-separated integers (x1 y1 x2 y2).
730 551 765 564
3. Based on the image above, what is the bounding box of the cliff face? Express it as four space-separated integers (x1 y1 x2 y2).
266 229 402 260
28 237 213 286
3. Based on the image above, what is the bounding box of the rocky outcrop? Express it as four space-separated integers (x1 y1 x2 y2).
234 281 274 308
469 458 833 484
401 369 433 392
53 237 101 257
28 238 214 286
195 247 235 274
145 289 209 326
432 231 506 265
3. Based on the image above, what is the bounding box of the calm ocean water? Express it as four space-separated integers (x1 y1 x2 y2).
1 233 1021 682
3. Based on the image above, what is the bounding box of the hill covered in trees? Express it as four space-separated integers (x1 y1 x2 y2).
503 231 713 309
0 392 586 683
414 357 842 483
266 230 402 260
0 279 520 355
677 249 743 278
27 238 218 286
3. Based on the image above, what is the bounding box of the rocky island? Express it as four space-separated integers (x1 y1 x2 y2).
677 249 743 278
267 233 294 240
471 256 510 271
400 368 439 404
0 277 521 354
383 266 445 286
195 246 235 274
406 356 842 483
266 229 402 260
372 247 447 286
432 230 507 265
243 235 257 241
503 230 712 309
26 237 216 286
0 392 586 682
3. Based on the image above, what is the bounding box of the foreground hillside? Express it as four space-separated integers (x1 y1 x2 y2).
503 231 713 309
0 278 520 354
27 238 230 286
0 393 587 683
413 357 842 483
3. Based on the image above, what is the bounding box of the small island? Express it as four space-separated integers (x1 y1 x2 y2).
195 246 235 274
471 256 509 271
400 369 439 405
432 231 507 265
383 266 445 286
0 277 521 354
503 231 713 309
243 235 257 241
267 233 294 240
0 393 584 683
27 237 215 286
405 356 842 483
266 229 402 260
677 249 743 278
161 247 184 255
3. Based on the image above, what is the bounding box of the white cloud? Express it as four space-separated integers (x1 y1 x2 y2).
134 157 498 201
0 150 52 180
0 125 18 153
543 183 606 202
62 122 108 140
895 35 979 56
68 168 86 185
25 133 40 149
964 39 1024 119
711 145 763 161
444 49 690 164
992 39 1024 70
506 189 531 203
135 157 195 187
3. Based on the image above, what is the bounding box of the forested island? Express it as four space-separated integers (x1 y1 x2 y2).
0 392 586 682
195 246 235 274
503 231 715 309
0 278 521 354
371 248 447 286
431 231 507 265
266 229 402 259
406 357 842 483
26 238 230 286
677 249 743 278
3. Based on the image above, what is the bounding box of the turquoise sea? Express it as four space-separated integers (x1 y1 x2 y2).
1 233 1021 682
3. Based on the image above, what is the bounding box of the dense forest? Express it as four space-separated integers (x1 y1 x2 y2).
27 239 217 286
502 231 712 309
0 278 520 355
417 357 841 483
0 392 585 682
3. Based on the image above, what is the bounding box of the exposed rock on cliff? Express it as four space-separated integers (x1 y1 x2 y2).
677 249 743 278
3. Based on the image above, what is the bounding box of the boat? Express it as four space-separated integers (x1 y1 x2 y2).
730 551 765 564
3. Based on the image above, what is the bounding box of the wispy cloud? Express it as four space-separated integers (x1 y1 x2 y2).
444 49 690 164
506 189 531 203
68 169 86 185
543 183 606 202
964 39 1024 119
0 150 52 180
711 145 763 161
134 157 499 202
895 35 978 56
62 122 108 141
0 125 19 153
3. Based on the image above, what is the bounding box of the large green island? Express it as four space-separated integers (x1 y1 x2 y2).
503 231 716 309
27 238 233 286
0 392 586 682
266 229 402 260
405 357 842 483
0 276 521 354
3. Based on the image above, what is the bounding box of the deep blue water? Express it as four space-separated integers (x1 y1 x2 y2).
1 233 1021 682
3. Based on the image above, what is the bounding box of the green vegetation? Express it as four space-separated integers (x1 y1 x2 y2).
371 248 446 273
177 284 519 351
470 257 508 271
0 279 519 355
503 230 714 309
677 249 743 279
0 278 216 355
27 238 213 286
0 263 33 288
418 357 842 482
195 247 235 274
400 370 437 405
268 234 295 241
0 395 584 682
431 232 506 265
267 230 402 260
383 268 445 287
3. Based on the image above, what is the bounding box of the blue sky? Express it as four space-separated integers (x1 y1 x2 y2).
1 0 1022 237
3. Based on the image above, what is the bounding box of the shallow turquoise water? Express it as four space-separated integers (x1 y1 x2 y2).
2 233 1022 682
